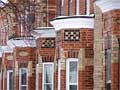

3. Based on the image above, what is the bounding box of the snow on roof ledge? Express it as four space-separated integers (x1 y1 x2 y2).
7 38 36 48
95 0 120 13
31 27 56 39
0 46 13 55
51 16 94 31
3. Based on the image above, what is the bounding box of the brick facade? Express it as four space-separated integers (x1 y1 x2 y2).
0 0 120 90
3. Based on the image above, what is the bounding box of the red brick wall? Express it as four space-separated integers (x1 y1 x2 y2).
14 47 36 62
56 28 94 90
36 38 55 62
36 37 56 89
103 9 120 90
14 76 19 90
48 0 57 26
79 66 93 90
60 70 66 90
57 0 94 16
56 29 93 59
38 73 42 90
28 75 36 90
2 53 14 69
3 78 7 90
54 72 58 90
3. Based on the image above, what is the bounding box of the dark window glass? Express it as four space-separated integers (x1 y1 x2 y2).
21 69 27 85
9 72 13 90
70 85 77 90
44 85 52 90
21 86 27 90
70 62 77 83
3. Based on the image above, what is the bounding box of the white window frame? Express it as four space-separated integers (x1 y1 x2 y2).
19 68 28 90
7 70 13 90
36 64 39 90
58 60 61 90
76 0 79 15
42 63 54 90
66 58 78 90
61 0 64 15
86 0 90 15
3 70 4 90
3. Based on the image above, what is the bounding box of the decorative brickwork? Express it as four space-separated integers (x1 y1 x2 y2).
64 30 80 41
78 48 85 71
41 38 55 48
111 35 119 63
1 0 120 90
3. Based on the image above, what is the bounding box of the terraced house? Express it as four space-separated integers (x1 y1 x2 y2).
0 0 120 90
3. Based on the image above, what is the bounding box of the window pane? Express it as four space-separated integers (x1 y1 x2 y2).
21 86 27 90
9 72 13 90
44 64 53 83
70 85 77 90
69 61 77 83
21 69 27 85
44 85 52 90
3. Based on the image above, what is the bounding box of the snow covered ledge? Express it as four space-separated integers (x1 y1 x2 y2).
7 37 36 48
31 27 56 39
95 0 120 13
51 16 94 31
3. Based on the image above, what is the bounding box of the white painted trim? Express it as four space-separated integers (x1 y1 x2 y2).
3 71 4 90
76 0 79 15
86 0 90 15
58 60 61 90
7 70 13 90
51 17 94 31
61 0 64 7
42 63 54 90
95 0 120 13
19 68 28 90
36 64 39 90
66 58 78 90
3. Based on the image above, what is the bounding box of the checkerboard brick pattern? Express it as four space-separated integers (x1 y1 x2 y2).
64 30 80 41
41 38 55 48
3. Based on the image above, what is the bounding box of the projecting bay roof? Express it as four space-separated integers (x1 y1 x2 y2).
7 37 36 48
31 27 56 39
51 15 94 31
0 37 36 57
95 0 120 13
0 46 13 57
